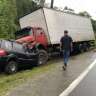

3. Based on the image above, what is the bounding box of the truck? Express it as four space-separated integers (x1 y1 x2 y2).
15 8 95 65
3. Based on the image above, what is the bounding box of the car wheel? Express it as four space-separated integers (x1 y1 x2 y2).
5 61 18 74
38 50 48 65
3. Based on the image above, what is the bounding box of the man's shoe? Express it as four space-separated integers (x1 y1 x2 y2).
62 66 66 71
65 63 67 67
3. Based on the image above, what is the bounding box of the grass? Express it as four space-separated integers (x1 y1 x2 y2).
0 63 56 96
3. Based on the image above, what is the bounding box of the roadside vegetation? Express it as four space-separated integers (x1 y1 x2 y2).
0 62 56 96
0 0 39 39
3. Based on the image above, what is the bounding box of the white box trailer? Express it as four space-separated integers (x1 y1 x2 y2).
20 8 95 44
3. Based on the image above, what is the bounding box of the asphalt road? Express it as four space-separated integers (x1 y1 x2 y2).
68 60 96 96
8 51 96 96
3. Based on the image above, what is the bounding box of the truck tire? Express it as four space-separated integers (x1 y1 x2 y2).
5 61 18 74
79 44 84 53
38 50 48 65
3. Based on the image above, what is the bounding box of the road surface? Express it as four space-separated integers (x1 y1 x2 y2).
66 59 96 96
8 51 96 96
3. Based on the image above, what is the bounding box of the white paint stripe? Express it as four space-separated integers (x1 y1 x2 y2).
59 59 96 96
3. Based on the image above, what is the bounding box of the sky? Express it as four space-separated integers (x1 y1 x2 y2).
45 0 96 20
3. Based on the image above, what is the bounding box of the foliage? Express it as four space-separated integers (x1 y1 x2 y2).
91 19 96 33
78 11 91 18
64 6 75 12
0 0 39 39
0 0 18 39
16 0 40 18
63 6 75 14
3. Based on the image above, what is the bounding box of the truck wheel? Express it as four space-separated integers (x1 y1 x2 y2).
79 44 84 53
5 61 18 74
38 50 48 65
80 43 88 53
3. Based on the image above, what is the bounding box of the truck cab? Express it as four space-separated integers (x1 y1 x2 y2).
15 27 48 47
15 27 48 65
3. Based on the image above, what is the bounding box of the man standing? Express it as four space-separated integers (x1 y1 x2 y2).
60 30 73 70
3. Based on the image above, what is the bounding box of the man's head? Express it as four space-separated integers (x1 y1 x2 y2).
64 30 68 36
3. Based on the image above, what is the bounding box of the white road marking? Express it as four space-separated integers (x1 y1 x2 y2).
59 59 96 96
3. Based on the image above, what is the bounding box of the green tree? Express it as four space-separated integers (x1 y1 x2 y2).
63 6 75 14
0 0 18 39
64 6 74 12
0 0 39 39
91 19 96 33
78 11 91 18
16 0 39 18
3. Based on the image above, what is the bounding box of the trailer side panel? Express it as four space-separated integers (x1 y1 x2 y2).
44 8 95 44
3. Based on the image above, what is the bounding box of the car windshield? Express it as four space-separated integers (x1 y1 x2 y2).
0 40 25 53
0 40 13 51
15 27 33 39
12 42 25 53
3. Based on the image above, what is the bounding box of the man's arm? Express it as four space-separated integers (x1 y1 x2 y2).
71 42 73 51
60 37 63 51
60 42 62 51
70 37 73 52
